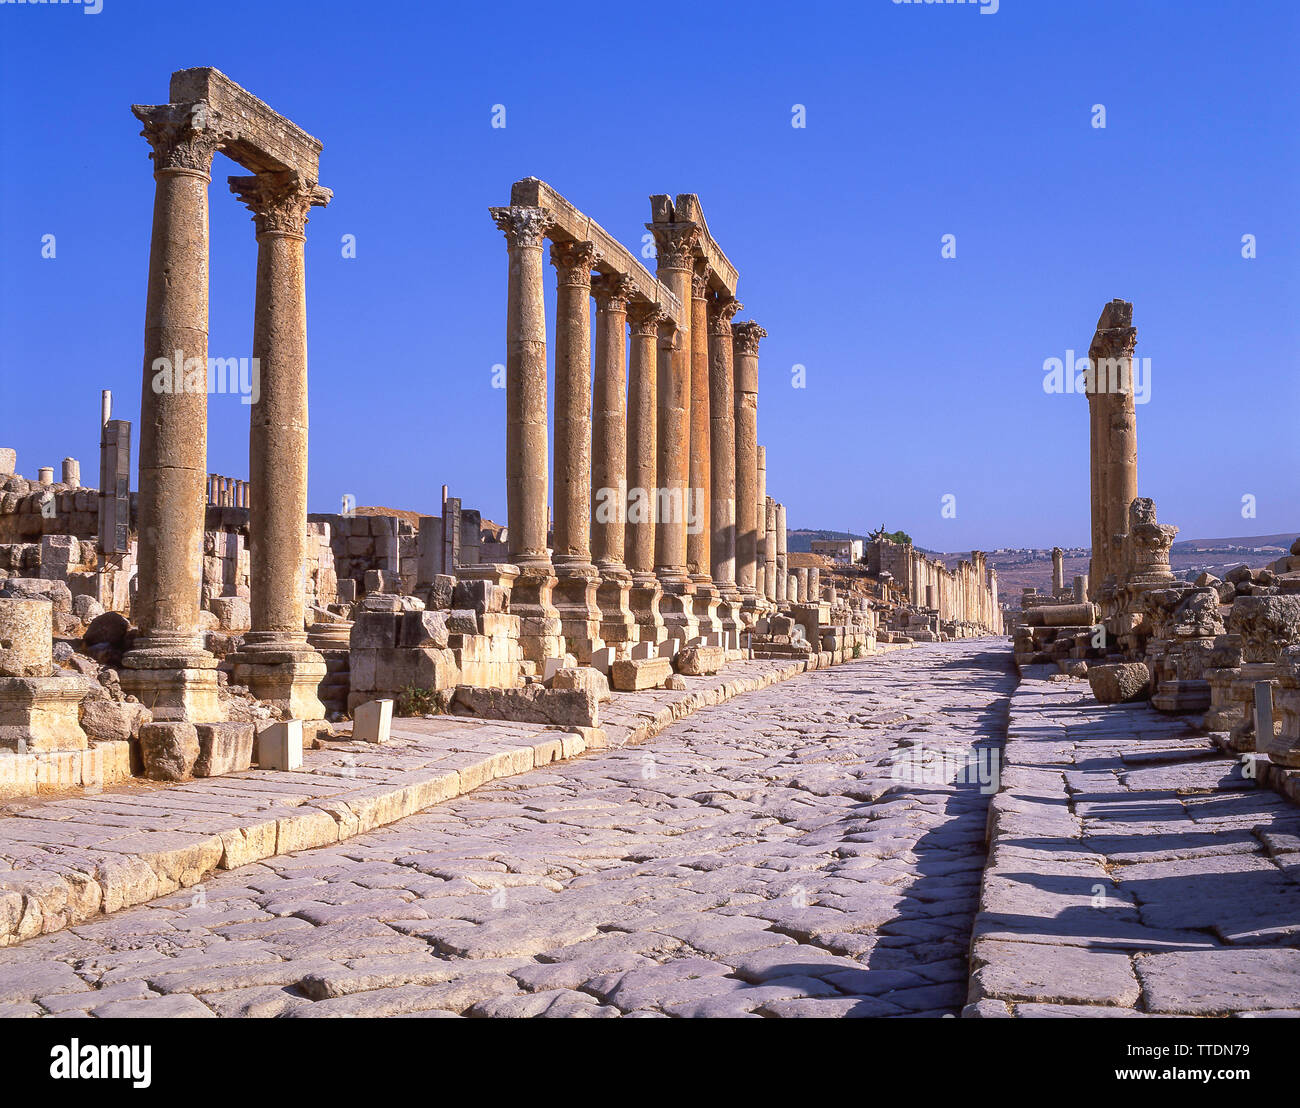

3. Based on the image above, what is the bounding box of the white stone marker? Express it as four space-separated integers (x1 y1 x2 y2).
588 646 616 675
630 641 654 660
353 698 393 744
258 720 303 770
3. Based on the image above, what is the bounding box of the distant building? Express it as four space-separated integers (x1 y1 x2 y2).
811 538 863 564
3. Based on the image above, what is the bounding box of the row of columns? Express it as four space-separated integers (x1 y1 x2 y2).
207 473 249 508
490 204 788 661
121 100 328 721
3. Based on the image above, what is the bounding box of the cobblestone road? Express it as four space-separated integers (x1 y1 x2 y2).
0 642 1015 1018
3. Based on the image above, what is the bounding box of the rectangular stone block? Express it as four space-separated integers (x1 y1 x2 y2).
353 699 392 744
256 720 303 771
676 645 725 677
194 722 254 777
610 657 673 691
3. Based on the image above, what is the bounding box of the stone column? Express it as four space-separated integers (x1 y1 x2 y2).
757 445 769 604
651 223 699 642
733 321 764 619
550 240 603 661
227 170 331 719
763 496 777 603
708 294 743 636
687 263 719 635
775 502 789 604
121 102 229 723
591 274 637 654
490 205 562 662
1051 546 1065 596
625 300 667 645
1086 299 1138 602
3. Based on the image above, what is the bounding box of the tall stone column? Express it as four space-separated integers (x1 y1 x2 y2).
489 205 562 663
775 502 789 604
708 294 743 637
1086 299 1138 604
733 322 764 621
121 101 229 723
688 263 719 636
550 240 604 661
591 274 637 654
625 301 667 644
650 223 699 642
1051 546 1065 596
759 496 769 600
227 169 331 719
757 445 769 604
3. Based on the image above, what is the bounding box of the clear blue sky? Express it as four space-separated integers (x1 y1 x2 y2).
1 0 1296 552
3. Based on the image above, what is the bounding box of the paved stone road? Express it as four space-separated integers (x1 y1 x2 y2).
0 642 1014 1018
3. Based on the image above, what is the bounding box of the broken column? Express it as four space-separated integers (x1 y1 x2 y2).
227 170 332 719
1051 547 1065 596
763 496 777 603
775 503 788 605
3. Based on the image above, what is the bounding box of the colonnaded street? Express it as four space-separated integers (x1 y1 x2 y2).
0 643 1015 1018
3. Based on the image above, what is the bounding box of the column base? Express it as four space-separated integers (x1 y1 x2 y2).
230 634 327 721
690 577 723 638
629 575 667 647
596 564 639 659
511 564 564 665
553 562 605 664
0 674 88 752
120 645 224 724
656 572 699 643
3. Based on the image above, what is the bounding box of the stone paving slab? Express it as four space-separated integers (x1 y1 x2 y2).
0 641 1009 1017
0 649 903 948
966 665 1300 1017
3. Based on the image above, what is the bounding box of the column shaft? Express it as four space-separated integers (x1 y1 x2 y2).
592 276 632 570
733 323 765 598
708 296 741 593
625 303 663 581
687 265 711 583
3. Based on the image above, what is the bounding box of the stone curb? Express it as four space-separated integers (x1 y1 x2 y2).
0 643 910 948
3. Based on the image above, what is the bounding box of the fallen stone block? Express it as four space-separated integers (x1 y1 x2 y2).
1088 662 1151 704
208 595 251 632
452 684 599 727
194 722 254 777
676 645 725 676
257 720 303 771
353 699 393 744
610 657 673 692
139 721 200 781
551 666 611 703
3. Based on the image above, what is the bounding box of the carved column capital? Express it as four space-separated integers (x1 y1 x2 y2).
691 259 711 301
650 222 700 270
132 101 233 176
550 240 601 287
489 205 554 249
229 170 332 238
627 299 667 336
731 320 768 355
592 273 636 312
708 295 743 336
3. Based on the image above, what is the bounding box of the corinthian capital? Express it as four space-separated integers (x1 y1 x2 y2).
650 222 700 270
229 170 332 237
592 273 635 312
489 205 554 249
1088 297 1137 361
550 240 601 287
132 101 233 175
626 299 667 336
732 320 768 356
708 295 743 336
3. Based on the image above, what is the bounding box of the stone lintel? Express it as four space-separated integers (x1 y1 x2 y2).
509 177 682 326
665 193 738 296
168 67 321 179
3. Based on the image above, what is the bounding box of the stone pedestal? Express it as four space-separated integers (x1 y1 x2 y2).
511 566 564 665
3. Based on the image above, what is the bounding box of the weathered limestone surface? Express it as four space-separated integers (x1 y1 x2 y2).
0 641 1009 1019
968 665 1300 1017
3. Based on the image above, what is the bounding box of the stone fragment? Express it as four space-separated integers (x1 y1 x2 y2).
551 666 611 703
610 657 673 691
79 696 151 744
1088 662 1151 704
139 721 200 781
0 599 53 678
400 609 449 649
353 699 393 744
208 595 251 631
194 722 255 777
452 684 598 727
256 720 303 771
676 645 725 676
